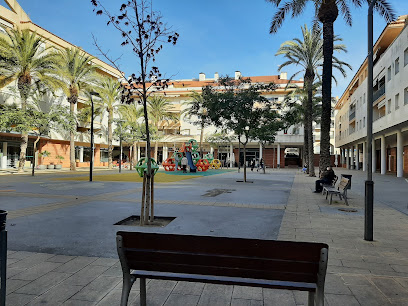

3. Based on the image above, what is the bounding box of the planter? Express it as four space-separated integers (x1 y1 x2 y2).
38 165 46 170
0 210 7 231
55 165 62 170
47 165 54 169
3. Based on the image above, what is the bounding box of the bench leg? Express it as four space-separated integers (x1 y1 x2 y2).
308 291 315 306
329 194 333 205
120 276 134 306
344 195 349 206
325 192 328 200
140 277 147 306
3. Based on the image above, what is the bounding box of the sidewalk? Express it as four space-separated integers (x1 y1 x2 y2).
4 171 408 305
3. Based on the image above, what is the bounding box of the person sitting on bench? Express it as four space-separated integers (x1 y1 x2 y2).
314 166 335 193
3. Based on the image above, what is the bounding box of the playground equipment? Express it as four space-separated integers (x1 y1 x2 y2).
196 159 210 172
163 139 216 173
210 159 222 169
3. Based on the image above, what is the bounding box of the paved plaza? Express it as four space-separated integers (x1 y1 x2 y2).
1 168 408 305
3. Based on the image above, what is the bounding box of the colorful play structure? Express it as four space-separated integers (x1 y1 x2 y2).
162 139 222 172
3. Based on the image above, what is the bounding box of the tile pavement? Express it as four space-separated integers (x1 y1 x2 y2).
3 171 408 305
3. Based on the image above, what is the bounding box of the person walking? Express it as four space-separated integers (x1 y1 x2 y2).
260 158 264 171
250 159 255 171
181 154 188 173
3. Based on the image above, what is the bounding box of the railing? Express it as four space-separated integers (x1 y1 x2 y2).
349 111 356 121
373 85 385 102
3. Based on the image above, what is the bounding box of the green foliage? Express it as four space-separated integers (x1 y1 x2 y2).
203 76 280 145
147 96 178 130
39 150 50 157
182 91 212 128
206 132 233 149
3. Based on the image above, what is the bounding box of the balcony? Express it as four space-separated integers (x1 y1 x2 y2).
373 85 385 103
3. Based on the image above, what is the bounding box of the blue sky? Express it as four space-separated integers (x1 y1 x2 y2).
10 0 408 97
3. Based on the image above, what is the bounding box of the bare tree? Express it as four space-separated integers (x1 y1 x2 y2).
91 0 179 225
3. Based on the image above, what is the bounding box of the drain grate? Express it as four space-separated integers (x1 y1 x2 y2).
338 208 358 213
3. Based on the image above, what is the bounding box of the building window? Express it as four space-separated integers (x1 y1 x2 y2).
388 66 392 81
395 93 400 110
395 58 400 75
363 93 366 104
405 48 408 66
360 120 362 130
363 117 366 128
388 99 391 114
405 87 408 105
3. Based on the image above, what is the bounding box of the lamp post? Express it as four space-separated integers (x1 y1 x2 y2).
118 120 125 174
365 0 376 241
89 91 100 182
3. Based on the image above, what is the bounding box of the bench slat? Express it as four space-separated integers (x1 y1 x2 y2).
131 269 318 292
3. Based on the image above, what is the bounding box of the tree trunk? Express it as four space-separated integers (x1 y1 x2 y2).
305 70 316 177
129 145 133 170
199 122 204 157
108 111 113 169
18 132 28 173
318 0 338 173
31 136 40 176
69 102 76 171
154 141 158 161
132 142 137 169
302 99 309 173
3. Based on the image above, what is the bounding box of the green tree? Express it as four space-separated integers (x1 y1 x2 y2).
0 28 63 172
276 25 350 176
206 132 233 167
147 95 178 161
57 48 98 171
203 77 277 182
268 0 395 171
182 91 212 157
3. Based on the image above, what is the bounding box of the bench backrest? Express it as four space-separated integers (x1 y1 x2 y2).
338 178 350 191
117 231 328 285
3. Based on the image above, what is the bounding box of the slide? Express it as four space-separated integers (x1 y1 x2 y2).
186 151 197 172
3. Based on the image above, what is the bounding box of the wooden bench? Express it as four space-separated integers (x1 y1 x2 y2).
323 177 350 205
117 231 329 306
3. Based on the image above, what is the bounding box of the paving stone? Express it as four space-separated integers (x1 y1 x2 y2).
7 267 26 279
341 275 372 286
172 281 205 295
101 263 122 277
349 284 390 306
292 290 308 305
63 300 97 306
12 261 62 281
325 274 352 295
263 289 296 306
63 264 110 286
6 293 36 306
391 264 408 273
230 298 263 306
89 257 119 267
6 279 31 295
164 293 200 306
46 254 76 263
370 277 408 299
53 256 98 274
232 286 263 300
69 275 122 302
395 278 408 289
15 271 71 295
142 279 177 306
7 251 32 260
95 288 139 306
197 284 233 306
27 283 83 305
325 293 360 306
9 253 55 270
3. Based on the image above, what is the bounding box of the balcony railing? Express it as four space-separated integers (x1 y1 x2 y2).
349 111 356 121
373 85 385 102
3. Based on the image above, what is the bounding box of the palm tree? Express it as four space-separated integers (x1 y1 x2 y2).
268 0 395 171
0 28 62 172
118 102 145 167
182 91 211 157
95 76 121 169
147 96 178 161
57 48 98 171
276 25 350 176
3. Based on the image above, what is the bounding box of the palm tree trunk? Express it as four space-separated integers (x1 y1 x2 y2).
108 111 113 169
154 141 158 161
70 102 76 171
200 122 204 157
133 142 137 169
319 0 338 173
305 71 315 177
18 132 28 172
31 136 40 176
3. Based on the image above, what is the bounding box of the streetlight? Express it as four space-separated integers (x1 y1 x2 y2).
365 0 376 241
89 91 100 182
117 120 125 173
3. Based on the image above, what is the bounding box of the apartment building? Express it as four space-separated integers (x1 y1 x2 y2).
335 15 408 177
133 71 306 168
0 0 122 169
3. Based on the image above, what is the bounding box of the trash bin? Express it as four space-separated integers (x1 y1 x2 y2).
341 174 352 189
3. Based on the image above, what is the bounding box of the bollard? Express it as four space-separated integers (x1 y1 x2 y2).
0 210 7 306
